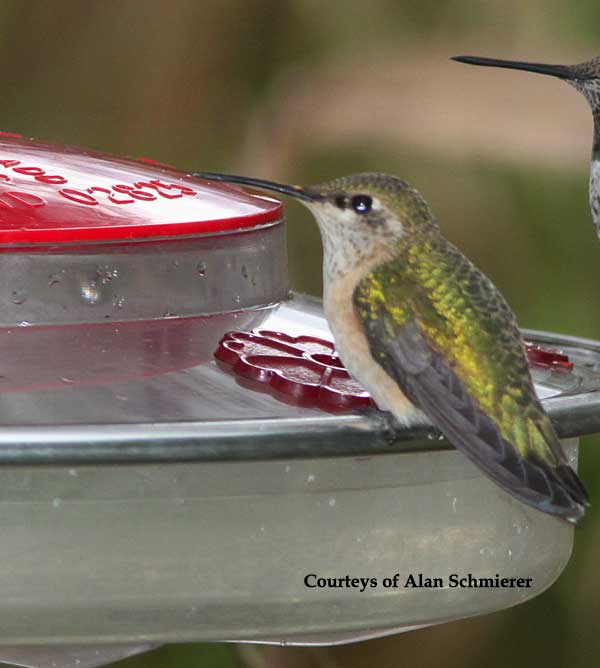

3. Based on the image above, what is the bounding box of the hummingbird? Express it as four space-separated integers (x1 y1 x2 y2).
452 54 600 238
192 169 589 523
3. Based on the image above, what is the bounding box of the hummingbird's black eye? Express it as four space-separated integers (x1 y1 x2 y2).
351 194 372 214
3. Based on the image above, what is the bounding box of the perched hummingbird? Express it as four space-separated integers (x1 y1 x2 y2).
453 54 600 237
192 170 589 523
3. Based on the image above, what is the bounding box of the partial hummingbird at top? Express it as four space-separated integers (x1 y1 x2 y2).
192 169 589 524
452 53 600 238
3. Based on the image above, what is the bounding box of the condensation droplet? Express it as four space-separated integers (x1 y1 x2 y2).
96 265 119 284
307 473 315 483
328 497 336 507
19 321 31 327
196 261 207 277
52 498 62 509
113 295 126 309
48 274 61 287
10 290 26 305
80 281 100 305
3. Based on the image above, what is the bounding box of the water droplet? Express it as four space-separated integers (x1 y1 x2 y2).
284 464 291 473
196 261 207 277
234 295 241 304
241 264 249 280
172 259 180 268
113 295 126 309
18 320 31 327
96 265 118 284
163 311 177 318
10 290 26 305
52 497 62 509
80 281 100 305
68 468 78 477
47 274 61 287
307 473 315 483
328 497 336 507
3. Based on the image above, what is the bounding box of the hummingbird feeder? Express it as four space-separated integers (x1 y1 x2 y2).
0 134 599 668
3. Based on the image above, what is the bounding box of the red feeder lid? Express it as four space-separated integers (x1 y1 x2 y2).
0 133 283 245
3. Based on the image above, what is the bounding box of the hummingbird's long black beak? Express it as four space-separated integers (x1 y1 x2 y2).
190 171 321 202
451 55 575 80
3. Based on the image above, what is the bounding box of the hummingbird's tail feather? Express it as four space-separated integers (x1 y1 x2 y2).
556 463 590 507
417 374 588 523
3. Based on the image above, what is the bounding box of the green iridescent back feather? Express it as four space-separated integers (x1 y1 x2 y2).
356 232 557 462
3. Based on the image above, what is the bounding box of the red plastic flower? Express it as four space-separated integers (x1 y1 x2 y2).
214 329 373 412
524 342 573 372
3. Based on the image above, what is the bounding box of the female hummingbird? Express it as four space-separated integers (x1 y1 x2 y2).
192 170 589 523
453 54 600 238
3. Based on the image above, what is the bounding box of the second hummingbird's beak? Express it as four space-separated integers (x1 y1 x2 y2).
451 55 576 80
189 172 322 202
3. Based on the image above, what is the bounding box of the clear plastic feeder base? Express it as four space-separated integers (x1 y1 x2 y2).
0 296 597 663
0 442 577 649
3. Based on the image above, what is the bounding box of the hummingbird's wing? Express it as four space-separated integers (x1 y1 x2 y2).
354 245 588 523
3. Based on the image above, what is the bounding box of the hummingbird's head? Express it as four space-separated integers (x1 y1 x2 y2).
301 172 437 260
452 54 600 109
190 171 438 278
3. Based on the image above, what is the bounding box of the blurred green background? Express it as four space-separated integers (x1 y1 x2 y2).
1 1 600 667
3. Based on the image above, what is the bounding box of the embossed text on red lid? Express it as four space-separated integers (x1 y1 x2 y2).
0 135 283 245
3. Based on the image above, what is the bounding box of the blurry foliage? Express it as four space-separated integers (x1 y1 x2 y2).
0 1 599 667
110 643 240 668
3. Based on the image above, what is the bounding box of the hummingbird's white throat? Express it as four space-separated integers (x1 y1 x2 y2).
304 197 404 287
